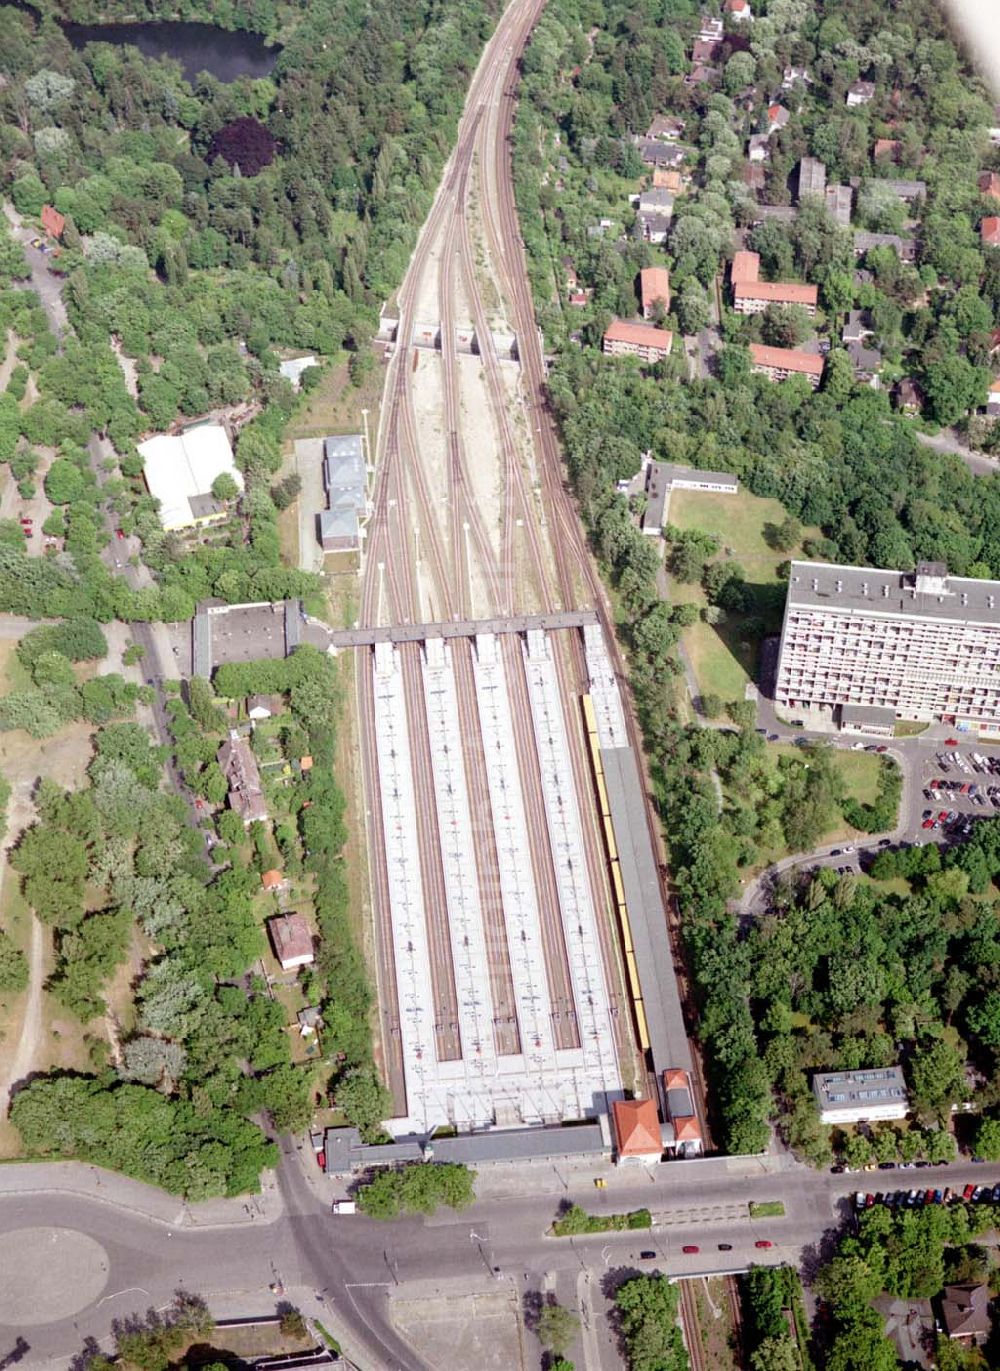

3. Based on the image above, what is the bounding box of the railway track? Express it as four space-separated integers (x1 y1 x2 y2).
678 1278 708 1371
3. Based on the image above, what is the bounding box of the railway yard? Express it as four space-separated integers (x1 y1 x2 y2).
352 0 698 1142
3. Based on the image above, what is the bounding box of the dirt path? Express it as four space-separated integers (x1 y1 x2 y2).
0 912 43 1116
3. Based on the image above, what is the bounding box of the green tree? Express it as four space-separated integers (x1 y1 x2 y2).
211 472 241 503
334 1066 391 1141
538 1300 579 1358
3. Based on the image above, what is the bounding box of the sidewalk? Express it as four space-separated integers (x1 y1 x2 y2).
0 1160 284 1228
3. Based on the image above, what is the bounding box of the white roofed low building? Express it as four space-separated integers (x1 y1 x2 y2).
139 422 243 532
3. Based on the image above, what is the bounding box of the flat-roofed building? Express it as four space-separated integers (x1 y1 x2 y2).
825 183 853 226
733 279 817 315
797 156 827 198
749 343 824 386
812 1067 908 1124
139 422 244 532
641 461 738 535
639 266 671 318
603 319 673 363
319 433 368 553
776 560 1000 734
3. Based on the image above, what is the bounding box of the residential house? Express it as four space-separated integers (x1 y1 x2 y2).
261 868 285 892
637 138 685 169
691 37 722 64
842 310 873 344
767 103 789 132
731 249 760 284
562 258 578 290
612 1098 663 1165
637 187 674 217
982 216 1000 249
846 79 876 107
41 204 65 240
877 177 926 202
940 1284 991 1346
825 183 853 227
299 755 313 772
267 912 315 972
750 343 824 387
653 167 683 193
987 374 1000 417
874 138 901 162
298 1006 322 1036
751 204 799 225
894 377 923 414
725 0 752 19
646 114 685 141
697 13 724 41
798 156 827 198
247 693 283 721
218 734 268 826
782 65 811 91
639 266 671 319
741 162 766 191
853 230 917 263
748 133 771 163
586 218 614 239
871 1297 934 1369
637 213 670 245
684 63 715 87
847 340 882 387
979 170 1000 200
568 289 592 307
603 319 673 363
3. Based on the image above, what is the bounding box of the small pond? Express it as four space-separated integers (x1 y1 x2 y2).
59 17 278 83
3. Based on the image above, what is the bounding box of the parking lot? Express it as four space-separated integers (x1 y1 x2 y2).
854 1180 1000 1215
917 744 1000 840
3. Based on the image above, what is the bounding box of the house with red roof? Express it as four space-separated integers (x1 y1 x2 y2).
603 319 673 363
612 1098 663 1165
41 204 64 240
639 266 671 319
982 216 1000 248
750 343 824 387
663 1069 703 1156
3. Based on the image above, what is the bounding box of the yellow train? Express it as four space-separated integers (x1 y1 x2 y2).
581 693 650 1055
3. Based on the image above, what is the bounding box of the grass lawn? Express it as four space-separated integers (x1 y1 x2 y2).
748 1200 786 1218
667 487 821 704
771 745 883 805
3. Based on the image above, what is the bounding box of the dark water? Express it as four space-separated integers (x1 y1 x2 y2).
60 19 278 83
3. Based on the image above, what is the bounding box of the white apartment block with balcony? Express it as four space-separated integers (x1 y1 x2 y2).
775 560 1000 736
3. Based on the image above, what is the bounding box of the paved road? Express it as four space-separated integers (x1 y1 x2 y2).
4 1147 1000 1368
2 205 69 341
915 427 999 479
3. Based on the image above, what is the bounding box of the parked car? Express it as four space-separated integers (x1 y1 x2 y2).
755 1240 773 1249
718 1243 733 1251
680 1246 699 1255
963 1184 976 1202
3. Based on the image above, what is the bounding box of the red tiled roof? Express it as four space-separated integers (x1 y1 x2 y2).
41 204 65 239
980 172 1000 199
982 216 1000 247
640 266 671 311
735 280 818 306
261 869 283 890
874 138 900 160
731 250 760 284
604 319 673 351
612 1099 662 1157
750 343 824 376
268 912 313 964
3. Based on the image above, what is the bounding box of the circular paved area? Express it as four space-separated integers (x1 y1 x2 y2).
0 1226 109 1325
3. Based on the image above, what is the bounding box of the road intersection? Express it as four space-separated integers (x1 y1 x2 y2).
4 1146 1000 1369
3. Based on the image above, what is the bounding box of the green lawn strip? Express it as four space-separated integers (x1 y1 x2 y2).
551 1204 652 1236
748 1200 785 1219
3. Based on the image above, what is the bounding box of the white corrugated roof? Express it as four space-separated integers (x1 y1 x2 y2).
138 423 243 530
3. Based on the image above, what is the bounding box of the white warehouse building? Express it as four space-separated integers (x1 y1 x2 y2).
139 422 243 532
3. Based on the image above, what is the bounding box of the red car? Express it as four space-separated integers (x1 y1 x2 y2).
755 1240 773 1249
115 528 126 539
937 811 949 822
963 1184 976 1202
946 738 959 746
922 819 934 829
682 1245 700 1254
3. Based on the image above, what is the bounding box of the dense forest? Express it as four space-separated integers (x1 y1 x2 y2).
514 0 1000 1160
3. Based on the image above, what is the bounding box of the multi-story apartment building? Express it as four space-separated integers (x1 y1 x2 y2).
733 280 818 315
749 343 824 386
775 560 1000 735
603 319 673 363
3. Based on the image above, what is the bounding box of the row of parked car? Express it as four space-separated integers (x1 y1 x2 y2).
856 1184 1000 1211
